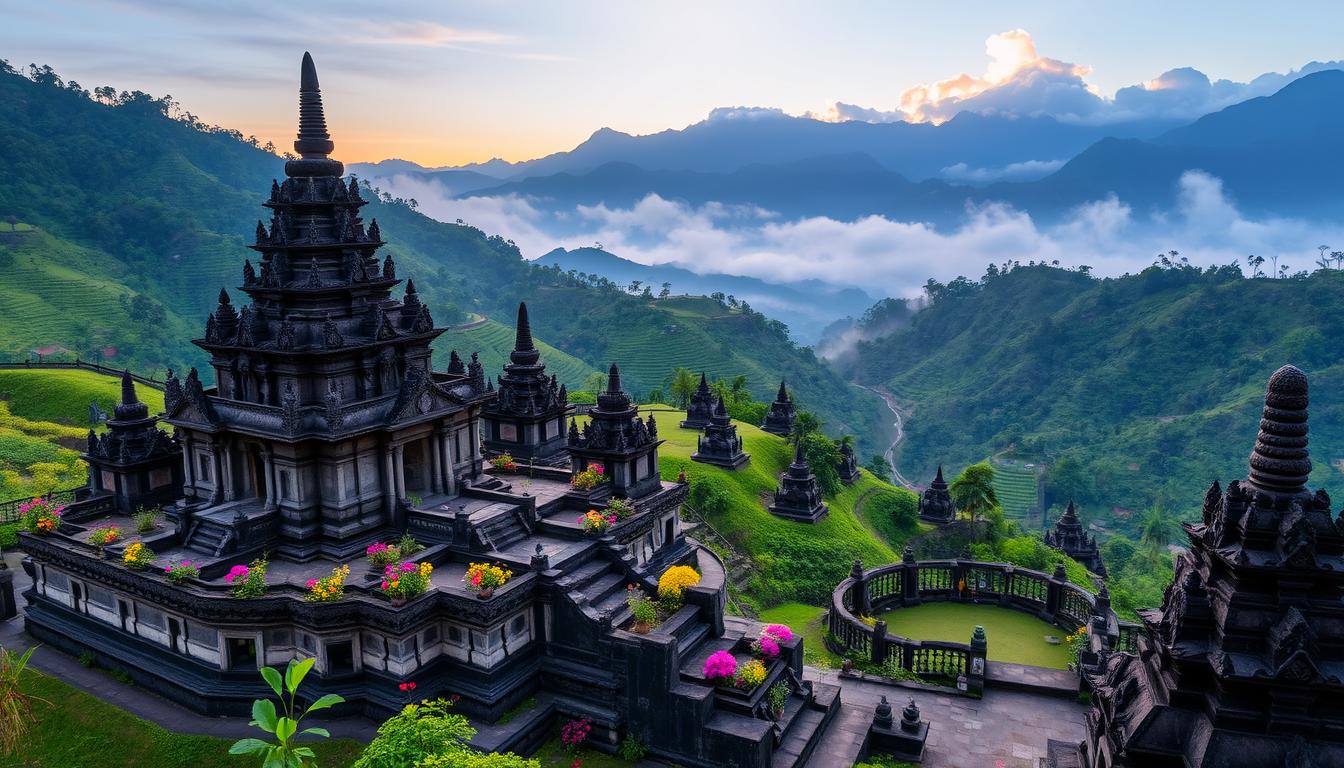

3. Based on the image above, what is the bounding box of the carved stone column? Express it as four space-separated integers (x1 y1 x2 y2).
393 443 406 500
428 433 443 495
261 446 277 510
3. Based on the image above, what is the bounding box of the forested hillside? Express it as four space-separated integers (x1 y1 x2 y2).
842 262 1344 536
0 63 881 448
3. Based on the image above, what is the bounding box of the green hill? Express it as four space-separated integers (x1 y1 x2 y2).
0 65 881 452
437 318 597 390
844 263 1344 537
990 458 1041 527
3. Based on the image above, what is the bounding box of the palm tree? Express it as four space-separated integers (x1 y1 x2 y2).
949 462 999 522
1139 504 1178 560
666 367 698 409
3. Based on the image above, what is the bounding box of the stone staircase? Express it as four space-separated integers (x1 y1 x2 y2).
473 506 530 552
183 516 234 556
557 554 634 626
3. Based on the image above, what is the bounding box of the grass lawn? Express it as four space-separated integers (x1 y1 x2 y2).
11 670 365 767
875 602 1073 670
757 602 845 668
0 368 165 426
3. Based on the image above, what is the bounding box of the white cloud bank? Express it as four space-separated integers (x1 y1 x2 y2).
805 29 1343 126
375 170 1344 301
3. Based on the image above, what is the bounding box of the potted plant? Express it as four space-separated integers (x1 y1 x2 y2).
703 650 737 685
606 497 635 520
396 532 424 557
163 559 200 584
734 659 767 691
578 509 617 535
462 562 510 600
304 564 351 603
490 453 518 473
626 585 659 634
227 558 269 598
570 463 607 491
767 682 789 720
133 505 159 534
365 542 401 568
87 524 122 558
121 541 154 570
657 564 701 607
383 561 434 606
18 498 63 535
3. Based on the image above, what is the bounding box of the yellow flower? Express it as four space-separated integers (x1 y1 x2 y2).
658 565 701 601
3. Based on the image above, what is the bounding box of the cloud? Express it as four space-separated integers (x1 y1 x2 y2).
374 170 1344 310
804 29 1344 127
939 159 1066 183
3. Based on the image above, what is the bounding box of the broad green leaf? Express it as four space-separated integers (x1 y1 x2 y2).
228 738 271 755
261 665 284 698
294 746 317 757
286 657 315 693
305 693 344 713
276 716 297 742
300 727 329 738
252 698 279 733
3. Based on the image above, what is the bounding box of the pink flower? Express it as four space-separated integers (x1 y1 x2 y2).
306 579 318 589
763 624 794 643
471 572 482 586
401 562 416 573
703 650 738 680
226 565 250 583
756 636 780 658
367 543 388 555
381 580 390 590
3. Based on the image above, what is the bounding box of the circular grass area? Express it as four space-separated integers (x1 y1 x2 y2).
876 602 1073 670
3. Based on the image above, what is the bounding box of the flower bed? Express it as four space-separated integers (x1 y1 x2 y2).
305 564 351 603
87 525 122 550
579 509 617 534
490 453 518 472
365 542 401 567
121 541 154 570
163 559 200 584
383 561 434 603
227 558 268 598
19 498 63 535
571 464 607 491
461 562 509 598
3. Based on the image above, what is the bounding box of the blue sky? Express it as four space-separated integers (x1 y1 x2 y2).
4 0 1342 164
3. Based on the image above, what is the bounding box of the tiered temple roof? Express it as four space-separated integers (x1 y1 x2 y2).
568 364 663 498
1045 501 1106 576
679 372 715 429
691 395 749 469
82 371 182 514
760 380 796 436
768 441 828 522
917 466 955 524
1057 365 1344 767
480 302 572 465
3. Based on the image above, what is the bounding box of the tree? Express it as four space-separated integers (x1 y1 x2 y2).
864 454 892 482
666 367 698 409
1333 251 1344 270
949 462 999 522
1138 504 1178 561
659 282 671 299
626 280 643 295
1319 244 1330 268
1246 254 1265 278
800 432 842 496
230 658 344 768
790 411 822 444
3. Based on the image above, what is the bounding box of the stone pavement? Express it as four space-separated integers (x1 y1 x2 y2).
807 667 1089 768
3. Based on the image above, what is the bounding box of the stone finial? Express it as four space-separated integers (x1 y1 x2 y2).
1053 562 1067 579
295 52 333 159
606 363 622 394
510 302 540 366
851 559 865 579
676 469 688 484
971 625 987 646
873 696 894 729
120 369 137 406
1248 364 1311 497
776 379 789 402
900 698 922 733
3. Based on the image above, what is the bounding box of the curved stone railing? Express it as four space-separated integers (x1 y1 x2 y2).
828 552 1126 691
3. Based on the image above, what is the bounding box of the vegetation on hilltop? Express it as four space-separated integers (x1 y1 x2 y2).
0 62 880 448
842 260 1344 539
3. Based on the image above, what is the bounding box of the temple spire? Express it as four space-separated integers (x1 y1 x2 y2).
120 369 137 406
933 465 945 486
777 380 789 401
607 363 622 394
286 52 342 177
1247 364 1312 496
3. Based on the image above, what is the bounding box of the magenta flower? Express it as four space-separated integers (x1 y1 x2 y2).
703 650 738 680
755 636 781 659
763 624 793 643
226 564 250 583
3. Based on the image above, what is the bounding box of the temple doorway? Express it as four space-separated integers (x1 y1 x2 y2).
403 439 429 496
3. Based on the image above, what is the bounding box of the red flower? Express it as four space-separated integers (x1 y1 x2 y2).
450 693 461 703
399 683 409 692
571 760 584 768
408 682 417 691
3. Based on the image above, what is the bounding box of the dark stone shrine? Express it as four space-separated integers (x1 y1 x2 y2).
691 395 749 469
837 440 861 484
768 442 828 522
1044 501 1106 576
16 54 844 768
760 380 796 437
1050 365 1344 768
917 465 955 524
480 302 573 467
82 371 182 515
679 372 715 429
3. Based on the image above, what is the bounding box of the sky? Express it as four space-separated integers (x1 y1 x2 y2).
5 0 1344 166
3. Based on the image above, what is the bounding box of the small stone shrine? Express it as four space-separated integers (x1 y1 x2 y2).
691 395 749 469
82 371 182 515
768 441 828 522
867 695 928 763
1048 365 1344 768
837 439 861 484
480 302 573 467
567 364 663 499
1044 501 1106 576
917 465 955 524
760 379 796 436
679 372 715 428
17 54 845 768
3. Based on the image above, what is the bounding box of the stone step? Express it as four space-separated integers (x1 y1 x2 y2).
580 572 626 605
770 707 826 768
556 557 609 590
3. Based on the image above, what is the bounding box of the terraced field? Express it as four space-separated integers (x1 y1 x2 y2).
991 458 1042 527
435 318 598 391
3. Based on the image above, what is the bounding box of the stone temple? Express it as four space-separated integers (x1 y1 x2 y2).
679 372 715 429
760 380 796 436
1044 501 1106 576
691 395 750 469
1049 365 1344 767
16 54 843 767
768 442 829 523
916 466 955 524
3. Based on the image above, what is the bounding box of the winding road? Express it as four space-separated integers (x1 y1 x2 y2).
853 383 915 489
